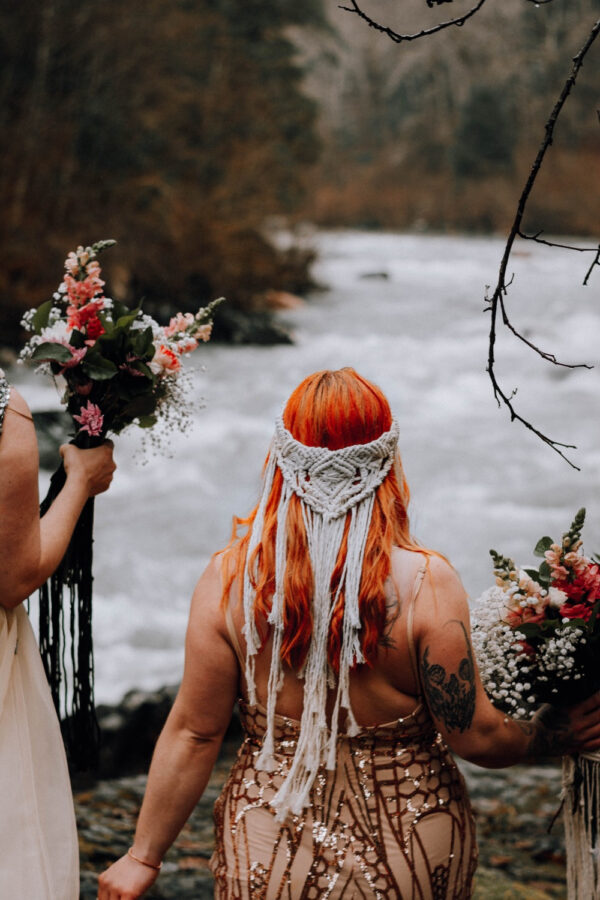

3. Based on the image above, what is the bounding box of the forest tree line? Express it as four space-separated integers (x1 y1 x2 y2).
0 0 324 347
299 0 600 234
1 0 598 348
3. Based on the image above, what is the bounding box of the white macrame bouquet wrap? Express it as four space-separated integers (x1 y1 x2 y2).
242 416 399 820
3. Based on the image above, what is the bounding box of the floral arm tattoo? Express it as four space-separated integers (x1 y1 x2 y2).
420 621 476 732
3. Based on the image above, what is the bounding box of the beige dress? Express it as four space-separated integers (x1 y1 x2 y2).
210 567 477 899
0 373 79 899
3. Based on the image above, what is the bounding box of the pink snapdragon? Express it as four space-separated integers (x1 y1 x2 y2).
63 272 104 307
163 312 195 337
544 544 569 580
194 322 212 342
73 401 104 437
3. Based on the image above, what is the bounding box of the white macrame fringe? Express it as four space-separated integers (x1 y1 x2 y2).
562 750 600 900
242 417 399 821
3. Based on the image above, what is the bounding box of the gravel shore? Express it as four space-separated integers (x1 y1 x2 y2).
76 743 567 899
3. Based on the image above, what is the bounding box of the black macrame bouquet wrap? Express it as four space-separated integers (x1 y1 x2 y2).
38 434 102 771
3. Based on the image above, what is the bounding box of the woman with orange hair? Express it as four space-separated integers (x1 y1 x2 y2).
100 368 600 899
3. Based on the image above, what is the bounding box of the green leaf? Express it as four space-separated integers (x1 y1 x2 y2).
538 560 552 584
513 623 542 639
114 307 142 331
31 300 54 332
138 415 157 428
533 536 553 557
30 341 72 363
523 567 542 583
132 360 154 379
132 327 154 358
120 394 157 419
81 355 118 380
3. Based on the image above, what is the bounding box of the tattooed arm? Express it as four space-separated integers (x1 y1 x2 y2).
414 557 600 767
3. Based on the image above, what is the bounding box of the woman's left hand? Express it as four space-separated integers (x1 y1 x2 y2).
97 854 160 899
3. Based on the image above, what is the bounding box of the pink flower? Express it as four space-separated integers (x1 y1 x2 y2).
563 551 589 577
63 272 104 307
163 312 195 338
58 346 87 374
544 544 569 579
64 252 80 276
505 606 547 628
172 335 198 354
194 322 212 342
119 354 146 377
149 344 181 375
73 401 104 437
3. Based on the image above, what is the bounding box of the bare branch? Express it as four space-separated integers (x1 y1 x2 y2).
339 0 489 44
517 230 600 286
497 293 593 370
485 19 600 467
517 230 599 254
583 245 600 286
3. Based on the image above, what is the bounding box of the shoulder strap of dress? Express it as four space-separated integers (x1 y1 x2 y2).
407 556 429 695
224 597 245 669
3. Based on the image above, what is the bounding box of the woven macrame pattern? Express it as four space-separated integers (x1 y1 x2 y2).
242 417 400 821
275 416 399 518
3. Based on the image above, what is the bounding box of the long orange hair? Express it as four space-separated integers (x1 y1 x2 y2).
221 368 425 670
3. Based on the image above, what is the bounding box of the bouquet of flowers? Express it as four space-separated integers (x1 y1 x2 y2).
472 508 600 716
472 510 600 900
20 240 223 768
21 239 222 441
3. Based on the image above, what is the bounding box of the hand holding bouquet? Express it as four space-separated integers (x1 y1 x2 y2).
472 510 600 899
20 240 223 768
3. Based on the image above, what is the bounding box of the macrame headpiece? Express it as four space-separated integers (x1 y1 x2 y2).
242 415 400 820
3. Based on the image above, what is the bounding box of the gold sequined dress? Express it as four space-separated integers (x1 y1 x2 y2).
210 562 478 899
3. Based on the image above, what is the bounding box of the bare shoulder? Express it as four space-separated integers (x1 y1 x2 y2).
188 553 229 638
6 387 32 417
426 554 467 598
0 387 37 471
393 550 469 641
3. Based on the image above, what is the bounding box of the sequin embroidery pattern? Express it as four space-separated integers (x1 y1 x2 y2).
210 699 477 898
0 370 9 436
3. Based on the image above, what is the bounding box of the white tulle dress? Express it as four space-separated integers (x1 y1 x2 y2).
0 373 79 898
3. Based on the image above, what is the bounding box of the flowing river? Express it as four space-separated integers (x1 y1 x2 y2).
15 230 600 703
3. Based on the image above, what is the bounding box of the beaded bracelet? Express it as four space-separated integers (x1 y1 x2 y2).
127 847 162 871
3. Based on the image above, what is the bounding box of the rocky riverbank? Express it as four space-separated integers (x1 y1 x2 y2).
76 714 568 898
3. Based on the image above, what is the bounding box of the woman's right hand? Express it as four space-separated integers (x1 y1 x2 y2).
60 441 116 497
530 691 600 757
98 853 160 899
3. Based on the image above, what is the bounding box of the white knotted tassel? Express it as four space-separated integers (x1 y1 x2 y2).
255 484 291 770
563 750 600 900
242 451 278 706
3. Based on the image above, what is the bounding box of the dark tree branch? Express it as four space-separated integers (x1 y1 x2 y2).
583 246 600 286
518 230 600 286
339 0 490 44
485 19 600 469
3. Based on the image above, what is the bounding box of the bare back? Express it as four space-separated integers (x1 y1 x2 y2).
222 546 442 727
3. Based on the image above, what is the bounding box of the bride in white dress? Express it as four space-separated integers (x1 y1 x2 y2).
0 369 115 899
